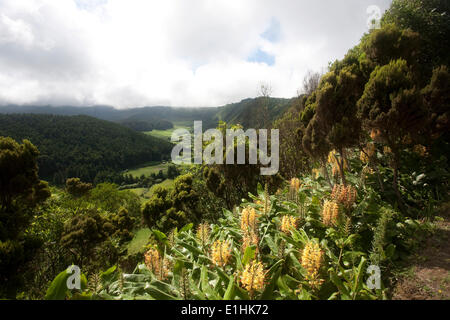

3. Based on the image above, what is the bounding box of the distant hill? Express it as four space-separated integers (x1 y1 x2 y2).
0 114 172 184
0 97 295 130
216 97 294 128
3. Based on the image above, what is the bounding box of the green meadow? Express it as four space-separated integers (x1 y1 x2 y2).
145 121 192 141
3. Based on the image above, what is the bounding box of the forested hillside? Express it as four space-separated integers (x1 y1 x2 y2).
0 97 294 131
216 97 294 129
0 114 172 184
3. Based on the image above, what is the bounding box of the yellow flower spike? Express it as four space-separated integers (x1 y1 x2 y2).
144 248 170 281
300 242 324 289
322 200 339 226
331 184 357 209
211 240 232 267
241 206 259 234
360 151 369 163
327 150 337 165
242 231 259 254
289 177 301 201
281 215 299 234
196 222 210 245
290 177 301 192
240 260 266 292
413 144 428 157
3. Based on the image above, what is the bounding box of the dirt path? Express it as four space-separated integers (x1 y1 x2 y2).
392 204 450 300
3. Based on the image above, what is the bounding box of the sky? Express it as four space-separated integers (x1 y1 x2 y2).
0 0 392 108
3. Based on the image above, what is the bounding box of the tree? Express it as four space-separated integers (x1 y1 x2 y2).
357 59 427 207
89 182 141 218
382 0 450 75
142 174 201 232
300 70 322 96
60 209 107 268
202 122 274 209
422 65 450 137
257 83 273 130
360 24 421 78
167 164 179 179
65 178 92 198
306 68 363 185
108 207 135 243
0 137 50 297
273 98 311 178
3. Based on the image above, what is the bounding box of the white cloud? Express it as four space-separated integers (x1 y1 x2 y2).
0 0 392 108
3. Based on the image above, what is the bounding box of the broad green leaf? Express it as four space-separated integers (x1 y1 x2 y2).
45 269 70 300
329 270 351 300
223 276 235 300
179 223 193 233
261 264 281 300
242 245 256 267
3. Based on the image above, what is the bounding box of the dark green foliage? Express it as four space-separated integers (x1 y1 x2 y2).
172 174 200 218
382 0 450 74
0 137 50 214
108 208 135 243
167 164 179 179
273 99 311 178
0 114 172 184
422 65 450 136
201 122 282 209
216 97 293 129
142 174 200 232
66 178 92 198
120 119 173 132
0 137 50 297
358 59 427 143
360 24 421 78
89 183 141 218
60 209 108 268
358 59 428 206
304 67 363 184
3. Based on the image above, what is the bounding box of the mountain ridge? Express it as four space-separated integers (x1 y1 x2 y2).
0 96 296 129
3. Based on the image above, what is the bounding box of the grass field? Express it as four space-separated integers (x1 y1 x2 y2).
129 179 175 202
126 162 170 178
127 228 152 255
145 122 192 141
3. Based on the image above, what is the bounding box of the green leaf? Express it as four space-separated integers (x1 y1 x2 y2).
152 230 168 242
242 245 256 267
223 276 235 300
261 265 281 300
145 285 179 300
45 269 71 300
100 265 118 284
276 274 295 299
200 265 220 300
178 241 204 256
385 244 396 259
80 273 88 291
352 256 367 297
329 270 351 300
179 223 193 233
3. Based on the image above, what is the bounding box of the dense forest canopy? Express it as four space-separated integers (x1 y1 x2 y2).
0 114 172 184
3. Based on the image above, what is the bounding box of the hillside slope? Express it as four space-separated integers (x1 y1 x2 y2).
0 114 172 184
0 97 295 130
216 97 294 128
